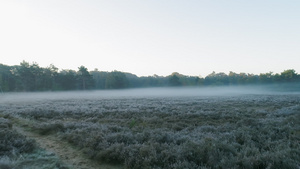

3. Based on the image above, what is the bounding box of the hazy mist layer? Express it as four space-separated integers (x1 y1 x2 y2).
1 85 299 104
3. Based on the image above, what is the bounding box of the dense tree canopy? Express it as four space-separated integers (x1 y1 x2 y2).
0 61 299 92
77 66 94 90
105 71 129 89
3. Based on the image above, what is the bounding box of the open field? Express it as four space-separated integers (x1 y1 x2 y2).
0 88 300 169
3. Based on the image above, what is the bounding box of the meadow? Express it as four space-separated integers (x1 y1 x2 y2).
0 87 299 169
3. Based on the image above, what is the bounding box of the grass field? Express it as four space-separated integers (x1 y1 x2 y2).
0 88 299 169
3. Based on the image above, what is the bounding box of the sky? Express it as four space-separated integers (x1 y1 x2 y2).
0 0 299 77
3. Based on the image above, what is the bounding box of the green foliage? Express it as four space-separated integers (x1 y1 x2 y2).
0 61 299 91
205 72 229 85
168 72 182 86
0 64 16 91
90 70 108 89
129 119 137 128
77 66 95 90
105 71 129 89
281 69 298 82
56 70 77 90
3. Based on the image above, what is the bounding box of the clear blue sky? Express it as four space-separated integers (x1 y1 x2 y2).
1 0 299 77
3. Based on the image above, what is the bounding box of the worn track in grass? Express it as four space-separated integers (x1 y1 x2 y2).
13 121 122 169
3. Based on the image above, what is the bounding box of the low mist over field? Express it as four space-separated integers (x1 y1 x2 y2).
1 85 299 103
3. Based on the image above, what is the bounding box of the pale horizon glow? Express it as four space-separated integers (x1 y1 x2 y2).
1 1 299 77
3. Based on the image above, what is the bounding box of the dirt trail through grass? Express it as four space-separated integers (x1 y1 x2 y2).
13 124 122 169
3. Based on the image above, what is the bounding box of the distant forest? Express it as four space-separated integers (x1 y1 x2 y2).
0 61 299 92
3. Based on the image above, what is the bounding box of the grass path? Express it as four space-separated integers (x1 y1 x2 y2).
13 120 122 169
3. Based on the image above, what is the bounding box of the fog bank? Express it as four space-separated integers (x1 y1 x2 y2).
1 85 299 104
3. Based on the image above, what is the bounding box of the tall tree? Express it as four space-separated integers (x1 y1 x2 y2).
41 64 58 90
90 70 108 89
259 72 274 84
0 64 16 91
105 71 129 89
168 72 181 86
57 70 77 90
15 61 37 91
280 69 297 82
77 66 94 90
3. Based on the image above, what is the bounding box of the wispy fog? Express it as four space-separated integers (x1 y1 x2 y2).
1 85 299 104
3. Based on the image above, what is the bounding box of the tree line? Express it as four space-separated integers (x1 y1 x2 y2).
0 61 299 92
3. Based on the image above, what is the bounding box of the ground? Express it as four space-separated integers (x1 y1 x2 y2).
0 90 299 169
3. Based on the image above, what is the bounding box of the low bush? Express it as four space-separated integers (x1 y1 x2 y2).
0 129 36 157
0 118 69 169
1 94 300 168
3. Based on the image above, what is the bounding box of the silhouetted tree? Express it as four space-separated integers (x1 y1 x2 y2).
0 64 16 91
280 69 297 82
204 71 229 85
168 72 181 86
259 72 274 84
90 70 108 89
14 61 39 91
0 61 299 91
77 66 94 90
56 70 77 90
105 71 129 89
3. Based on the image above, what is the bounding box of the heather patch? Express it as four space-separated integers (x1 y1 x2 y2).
1 94 299 168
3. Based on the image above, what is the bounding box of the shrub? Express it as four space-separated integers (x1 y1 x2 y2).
1 94 300 168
